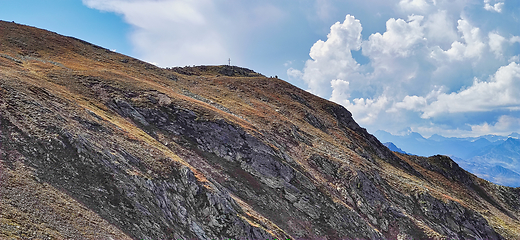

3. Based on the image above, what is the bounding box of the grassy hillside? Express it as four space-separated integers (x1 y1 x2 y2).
1 21 519 239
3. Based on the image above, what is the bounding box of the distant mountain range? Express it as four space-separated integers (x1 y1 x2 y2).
375 131 520 187
382 142 408 154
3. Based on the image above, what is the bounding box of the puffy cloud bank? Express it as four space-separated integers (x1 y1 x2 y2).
289 0 520 137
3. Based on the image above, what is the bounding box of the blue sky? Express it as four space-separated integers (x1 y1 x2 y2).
2 0 520 138
1 0 132 55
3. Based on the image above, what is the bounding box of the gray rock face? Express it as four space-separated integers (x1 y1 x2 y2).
0 89 278 239
414 192 501 239
2 118 279 239
114 100 507 239
134 104 383 239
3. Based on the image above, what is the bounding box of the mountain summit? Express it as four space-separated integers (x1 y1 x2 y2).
1 21 519 239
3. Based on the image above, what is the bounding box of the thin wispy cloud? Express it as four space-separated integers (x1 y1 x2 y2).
83 0 285 67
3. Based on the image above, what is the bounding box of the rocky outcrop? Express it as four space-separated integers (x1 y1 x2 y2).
110 97 509 239
171 65 263 77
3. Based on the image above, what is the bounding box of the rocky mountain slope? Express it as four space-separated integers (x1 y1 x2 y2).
1 21 519 239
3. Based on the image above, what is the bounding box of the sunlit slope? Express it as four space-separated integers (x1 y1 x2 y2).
1 20 518 239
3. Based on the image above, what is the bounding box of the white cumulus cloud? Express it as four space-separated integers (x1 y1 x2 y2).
484 0 504 12
422 62 520 118
293 0 520 137
301 14 363 97
362 15 426 58
489 32 506 58
398 0 435 14
440 19 486 60
344 96 390 125
471 115 520 136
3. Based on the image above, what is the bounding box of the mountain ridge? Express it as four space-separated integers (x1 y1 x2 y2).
383 142 408 154
1 20 519 239
376 130 520 187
